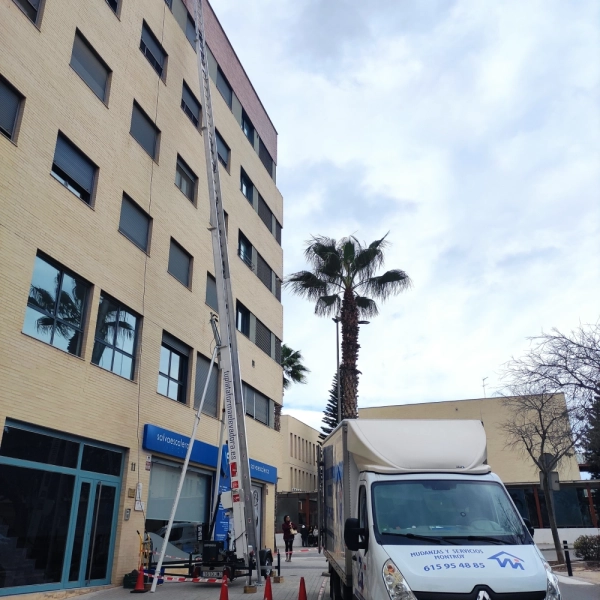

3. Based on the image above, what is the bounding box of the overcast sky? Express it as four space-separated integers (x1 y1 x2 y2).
212 0 600 432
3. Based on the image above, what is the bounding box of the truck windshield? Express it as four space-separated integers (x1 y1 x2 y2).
372 480 530 546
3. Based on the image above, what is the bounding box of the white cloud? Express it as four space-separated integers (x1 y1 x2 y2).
211 0 600 431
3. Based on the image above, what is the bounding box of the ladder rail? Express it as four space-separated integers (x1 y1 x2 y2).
192 0 262 585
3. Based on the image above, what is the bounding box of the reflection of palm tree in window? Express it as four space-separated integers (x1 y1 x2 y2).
28 273 88 355
91 295 135 365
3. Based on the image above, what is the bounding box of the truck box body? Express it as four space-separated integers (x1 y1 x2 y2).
321 420 559 600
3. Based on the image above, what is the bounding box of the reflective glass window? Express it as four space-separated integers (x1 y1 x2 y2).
0 425 78 467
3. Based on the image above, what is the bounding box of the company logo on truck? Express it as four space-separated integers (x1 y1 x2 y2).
488 552 525 570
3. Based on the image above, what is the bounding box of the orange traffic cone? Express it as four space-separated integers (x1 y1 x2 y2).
130 566 147 593
219 570 229 600
298 576 307 600
264 575 273 600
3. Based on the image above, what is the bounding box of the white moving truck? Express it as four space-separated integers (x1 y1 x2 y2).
321 420 561 600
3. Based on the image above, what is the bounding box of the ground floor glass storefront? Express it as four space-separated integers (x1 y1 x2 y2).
0 421 123 596
506 482 599 529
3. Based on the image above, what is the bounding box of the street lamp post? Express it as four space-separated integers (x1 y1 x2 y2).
332 317 369 424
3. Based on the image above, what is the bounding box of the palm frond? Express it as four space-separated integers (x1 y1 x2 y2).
353 234 389 276
305 236 338 269
359 269 411 300
355 296 379 318
315 294 341 317
284 271 329 300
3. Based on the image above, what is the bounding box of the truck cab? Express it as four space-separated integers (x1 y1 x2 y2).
322 420 561 600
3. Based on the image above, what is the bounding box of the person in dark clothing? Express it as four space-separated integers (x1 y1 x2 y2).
282 514 296 562
300 524 309 547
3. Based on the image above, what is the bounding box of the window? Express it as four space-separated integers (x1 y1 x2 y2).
216 67 232 108
130 101 160 160
276 220 282 245
215 130 229 168
195 353 218 417
185 13 195 47
181 81 200 127
175 155 197 202
168 238 192 287
119 194 151 252
140 22 167 78
23 254 90 356
259 139 274 175
243 383 271 426
240 169 253 203
51 133 97 204
12 0 42 24
92 294 139 379
0 75 24 141
257 253 272 292
257 194 272 231
205 273 218 311
255 318 271 356
70 31 111 102
241 110 254 145
105 0 119 14
236 303 250 337
238 232 253 269
158 332 189 403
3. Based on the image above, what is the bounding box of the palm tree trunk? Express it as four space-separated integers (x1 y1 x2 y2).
340 287 359 419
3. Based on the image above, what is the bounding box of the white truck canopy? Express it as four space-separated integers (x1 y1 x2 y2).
346 419 491 474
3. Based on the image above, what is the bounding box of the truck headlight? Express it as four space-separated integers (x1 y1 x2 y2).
543 561 561 600
382 559 417 600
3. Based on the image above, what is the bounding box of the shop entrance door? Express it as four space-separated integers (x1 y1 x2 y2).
64 478 119 588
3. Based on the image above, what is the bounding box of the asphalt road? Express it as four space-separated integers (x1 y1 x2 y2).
558 576 600 600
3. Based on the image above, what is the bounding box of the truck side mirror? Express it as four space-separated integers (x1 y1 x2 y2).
523 518 535 538
344 518 367 551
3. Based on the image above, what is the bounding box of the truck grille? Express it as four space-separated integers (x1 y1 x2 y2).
414 589 546 600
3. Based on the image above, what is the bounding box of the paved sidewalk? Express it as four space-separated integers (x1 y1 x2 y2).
85 549 329 600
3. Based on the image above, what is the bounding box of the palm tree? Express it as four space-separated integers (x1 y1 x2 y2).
275 344 309 432
281 344 310 390
285 234 411 419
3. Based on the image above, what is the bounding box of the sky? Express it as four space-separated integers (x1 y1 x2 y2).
211 0 600 432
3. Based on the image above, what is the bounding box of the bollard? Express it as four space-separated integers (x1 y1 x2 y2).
277 549 281 577
563 540 572 577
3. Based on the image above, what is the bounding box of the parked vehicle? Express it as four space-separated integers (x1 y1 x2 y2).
321 419 561 600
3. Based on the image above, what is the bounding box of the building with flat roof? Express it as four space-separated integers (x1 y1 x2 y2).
0 0 283 594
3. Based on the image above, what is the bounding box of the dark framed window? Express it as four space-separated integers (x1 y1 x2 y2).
257 193 272 230
119 194 151 252
12 0 42 24
205 273 218 311
236 303 250 337
241 110 254 145
215 130 229 168
243 383 271 426
0 75 24 141
257 253 273 291
181 81 200 127
130 101 160 160
51 133 97 205
255 318 272 356
175 155 197 202
216 67 232 108
238 232 253 269
195 353 219 417
259 139 274 175
168 238 192 288
240 169 253 202
23 254 90 356
105 0 119 14
140 21 167 79
185 13 195 47
70 30 111 102
158 332 189 403
275 220 282 245
92 294 139 380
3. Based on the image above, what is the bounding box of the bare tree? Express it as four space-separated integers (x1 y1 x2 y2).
500 325 591 567
505 323 600 410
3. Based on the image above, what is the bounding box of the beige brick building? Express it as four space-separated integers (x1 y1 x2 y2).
278 415 321 492
0 0 283 595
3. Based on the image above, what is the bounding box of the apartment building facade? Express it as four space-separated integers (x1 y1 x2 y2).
278 416 320 493
0 0 283 595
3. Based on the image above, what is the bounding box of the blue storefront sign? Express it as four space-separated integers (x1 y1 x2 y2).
142 424 277 484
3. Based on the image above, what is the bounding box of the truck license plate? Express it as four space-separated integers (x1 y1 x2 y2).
202 571 221 578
